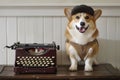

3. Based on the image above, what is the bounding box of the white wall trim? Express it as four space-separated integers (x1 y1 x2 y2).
0 1 120 17
0 3 120 7
0 0 120 7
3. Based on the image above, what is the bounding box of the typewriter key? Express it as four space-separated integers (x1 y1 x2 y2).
29 56 32 58
45 64 48 67
26 56 28 58
38 58 41 60
51 63 55 65
42 64 44 67
52 56 55 58
39 62 42 64
38 64 40 66
47 62 50 64
49 58 52 60
20 60 23 63
30 64 33 66
21 63 24 65
46 58 48 60
40 57 43 58
22 56 24 58
19 58 22 60
43 62 46 64
34 58 37 61
42 58 45 61
17 56 20 59
32 61 35 64
34 64 37 66
16 61 19 63
23 64 25 66
17 63 20 65
47 57 50 59
39 61 42 63
43 60 45 62
44 57 46 58
33 56 35 58
24 61 27 63
36 57 39 58
30 58 33 61
16 61 20 65
46 60 49 63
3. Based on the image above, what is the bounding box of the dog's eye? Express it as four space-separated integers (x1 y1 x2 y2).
76 16 80 19
85 16 89 19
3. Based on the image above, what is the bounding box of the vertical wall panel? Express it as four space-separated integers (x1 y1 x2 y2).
97 17 120 69
6 17 17 65
24 17 35 43
96 17 108 63
43 17 53 43
116 17 120 69
61 17 70 65
18 17 44 43
0 17 7 65
33 17 44 43
18 17 26 42
106 17 116 66
53 17 62 65
97 17 107 38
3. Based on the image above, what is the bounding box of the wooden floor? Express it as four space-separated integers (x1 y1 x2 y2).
0 63 120 80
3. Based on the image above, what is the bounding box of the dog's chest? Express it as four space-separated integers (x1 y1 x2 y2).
69 29 94 45
70 41 88 60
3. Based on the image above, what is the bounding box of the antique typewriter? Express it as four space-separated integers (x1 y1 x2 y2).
6 42 59 74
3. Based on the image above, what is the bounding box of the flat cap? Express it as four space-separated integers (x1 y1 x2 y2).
71 5 94 16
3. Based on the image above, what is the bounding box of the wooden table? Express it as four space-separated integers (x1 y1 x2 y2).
0 63 120 80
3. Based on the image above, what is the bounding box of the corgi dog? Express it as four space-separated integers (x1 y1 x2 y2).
64 5 102 71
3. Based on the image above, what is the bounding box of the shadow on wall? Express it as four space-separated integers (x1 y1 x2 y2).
97 38 120 69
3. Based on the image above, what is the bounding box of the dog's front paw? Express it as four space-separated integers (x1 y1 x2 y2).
69 65 77 71
84 65 93 72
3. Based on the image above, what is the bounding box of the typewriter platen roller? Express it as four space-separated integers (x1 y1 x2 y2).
6 41 59 74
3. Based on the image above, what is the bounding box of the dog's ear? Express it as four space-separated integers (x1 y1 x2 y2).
94 9 102 20
64 8 71 21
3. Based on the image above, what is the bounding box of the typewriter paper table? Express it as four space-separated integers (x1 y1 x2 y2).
0 64 120 80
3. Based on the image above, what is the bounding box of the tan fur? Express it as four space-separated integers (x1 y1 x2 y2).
92 29 99 39
65 28 72 41
64 7 102 71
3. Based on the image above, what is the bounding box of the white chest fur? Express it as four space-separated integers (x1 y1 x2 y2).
68 28 95 45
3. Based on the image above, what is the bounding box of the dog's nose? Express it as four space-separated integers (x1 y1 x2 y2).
80 22 85 26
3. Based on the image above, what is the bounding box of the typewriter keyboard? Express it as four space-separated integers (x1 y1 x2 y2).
16 56 55 67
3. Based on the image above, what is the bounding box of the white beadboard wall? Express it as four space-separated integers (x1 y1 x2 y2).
0 2 120 69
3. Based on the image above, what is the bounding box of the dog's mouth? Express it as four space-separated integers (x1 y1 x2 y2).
76 25 89 33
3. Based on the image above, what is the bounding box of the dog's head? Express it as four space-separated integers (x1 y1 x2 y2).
64 5 102 33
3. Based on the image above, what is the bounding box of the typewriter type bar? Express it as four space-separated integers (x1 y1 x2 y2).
6 42 59 74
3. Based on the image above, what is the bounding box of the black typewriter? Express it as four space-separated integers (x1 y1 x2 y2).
6 42 59 74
